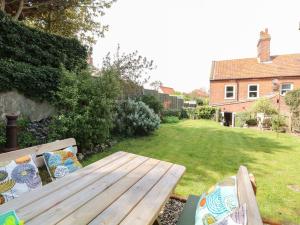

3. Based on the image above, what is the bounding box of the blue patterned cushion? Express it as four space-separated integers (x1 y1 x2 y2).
43 146 82 180
0 155 42 205
195 176 239 225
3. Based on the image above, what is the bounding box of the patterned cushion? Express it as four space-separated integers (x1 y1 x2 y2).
0 155 42 205
215 204 247 225
195 176 239 225
43 146 82 180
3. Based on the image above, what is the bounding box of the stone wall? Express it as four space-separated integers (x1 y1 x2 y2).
0 91 55 121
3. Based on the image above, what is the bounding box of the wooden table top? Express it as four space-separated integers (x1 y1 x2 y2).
0 151 185 225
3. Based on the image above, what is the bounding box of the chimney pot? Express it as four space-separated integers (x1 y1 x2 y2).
257 28 271 62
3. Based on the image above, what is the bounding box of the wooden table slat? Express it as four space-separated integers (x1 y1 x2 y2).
120 164 186 225
0 151 127 213
27 155 148 225
19 152 138 222
57 158 161 225
89 161 173 225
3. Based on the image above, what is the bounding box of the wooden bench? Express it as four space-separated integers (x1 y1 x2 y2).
177 166 264 225
0 138 77 167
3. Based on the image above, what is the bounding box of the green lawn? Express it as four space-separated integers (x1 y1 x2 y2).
83 120 300 224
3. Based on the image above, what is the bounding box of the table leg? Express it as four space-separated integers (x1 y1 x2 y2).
153 219 162 225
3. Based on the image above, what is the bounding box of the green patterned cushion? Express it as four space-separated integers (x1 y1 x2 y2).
43 146 82 180
0 155 42 205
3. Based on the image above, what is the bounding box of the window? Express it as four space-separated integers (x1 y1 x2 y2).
280 83 293 96
248 84 259 99
225 85 235 99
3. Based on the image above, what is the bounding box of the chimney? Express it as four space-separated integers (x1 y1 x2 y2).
257 28 271 62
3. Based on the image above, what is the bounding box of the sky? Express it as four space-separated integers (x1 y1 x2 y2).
93 0 300 93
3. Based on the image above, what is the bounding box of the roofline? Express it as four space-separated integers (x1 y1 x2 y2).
210 75 300 82
210 61 216 80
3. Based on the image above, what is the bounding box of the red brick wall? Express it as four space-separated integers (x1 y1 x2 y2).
210 77 300 115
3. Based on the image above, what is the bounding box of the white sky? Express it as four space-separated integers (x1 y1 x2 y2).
93 0 300 93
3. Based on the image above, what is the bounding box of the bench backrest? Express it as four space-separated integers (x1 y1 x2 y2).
237 166 263 225
0 138 77 167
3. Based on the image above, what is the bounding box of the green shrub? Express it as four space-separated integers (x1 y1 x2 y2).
271 115 286 133
0 11 87 71
180 108 189 119
252 98 278 115
0 11 87 101
17 117 38 148
0 60 61 101
185 106 217 120
162 109 181 118
162 116 180 124
115 99 160 136
48 68 121 152
235 111 257 127
197 106 216 119
0 120 6 147
139 95 163 114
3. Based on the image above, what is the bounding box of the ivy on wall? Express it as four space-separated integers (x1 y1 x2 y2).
0 11 88 101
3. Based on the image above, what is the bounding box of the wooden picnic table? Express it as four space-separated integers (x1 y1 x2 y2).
0 151 185 225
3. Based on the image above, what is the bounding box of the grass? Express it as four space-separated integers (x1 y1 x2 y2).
83 120 300 224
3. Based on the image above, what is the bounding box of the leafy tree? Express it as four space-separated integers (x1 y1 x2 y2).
285 89 300 112
150 80 162 91
139 95 163 114
0 0 116 45
49 67 121 152
102 45 156 98
251 98 278 115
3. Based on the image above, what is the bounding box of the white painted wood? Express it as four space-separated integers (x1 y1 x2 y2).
27 155 148 225
19 153 138 223
89 161 173 225
0 151 126 213
57 158 160 225
237 166 263 225
120 165 186 225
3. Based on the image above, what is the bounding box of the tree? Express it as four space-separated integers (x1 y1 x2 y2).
0 0 116 45
285 89 300 112
150 80 162 91
102 45 156 98
251 98 278 115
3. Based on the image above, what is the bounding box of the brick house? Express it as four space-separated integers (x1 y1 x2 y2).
158 86 176 95
210 29 300 126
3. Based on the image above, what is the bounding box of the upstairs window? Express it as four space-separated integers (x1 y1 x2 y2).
248 84 259 99
225 85 235 99
280 83 293 96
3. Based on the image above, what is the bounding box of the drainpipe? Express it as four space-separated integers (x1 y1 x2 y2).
4 114 19 152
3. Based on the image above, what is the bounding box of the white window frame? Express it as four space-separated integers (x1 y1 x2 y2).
224 85 236 100
248 84 259 99
280 83 293 96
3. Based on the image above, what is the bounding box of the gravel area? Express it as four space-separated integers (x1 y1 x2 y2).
159 198 185 225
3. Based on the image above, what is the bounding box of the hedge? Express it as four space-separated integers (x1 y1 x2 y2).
0 11 87 71
0 11 88 101
0 59 61 101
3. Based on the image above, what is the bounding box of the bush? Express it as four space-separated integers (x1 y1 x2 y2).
180 108 189 119
0 11 87 71
185 106 217 120
0 60 61 101
162 116 180 124
0 11 87 101
48 68 121 152
139 95 163 114
235 112 251 127
161 109 181 118
17 117 38 148
115 99 160 136
0 120 5 147
271 115 286 132
252 98 278 115
235 111 257 127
